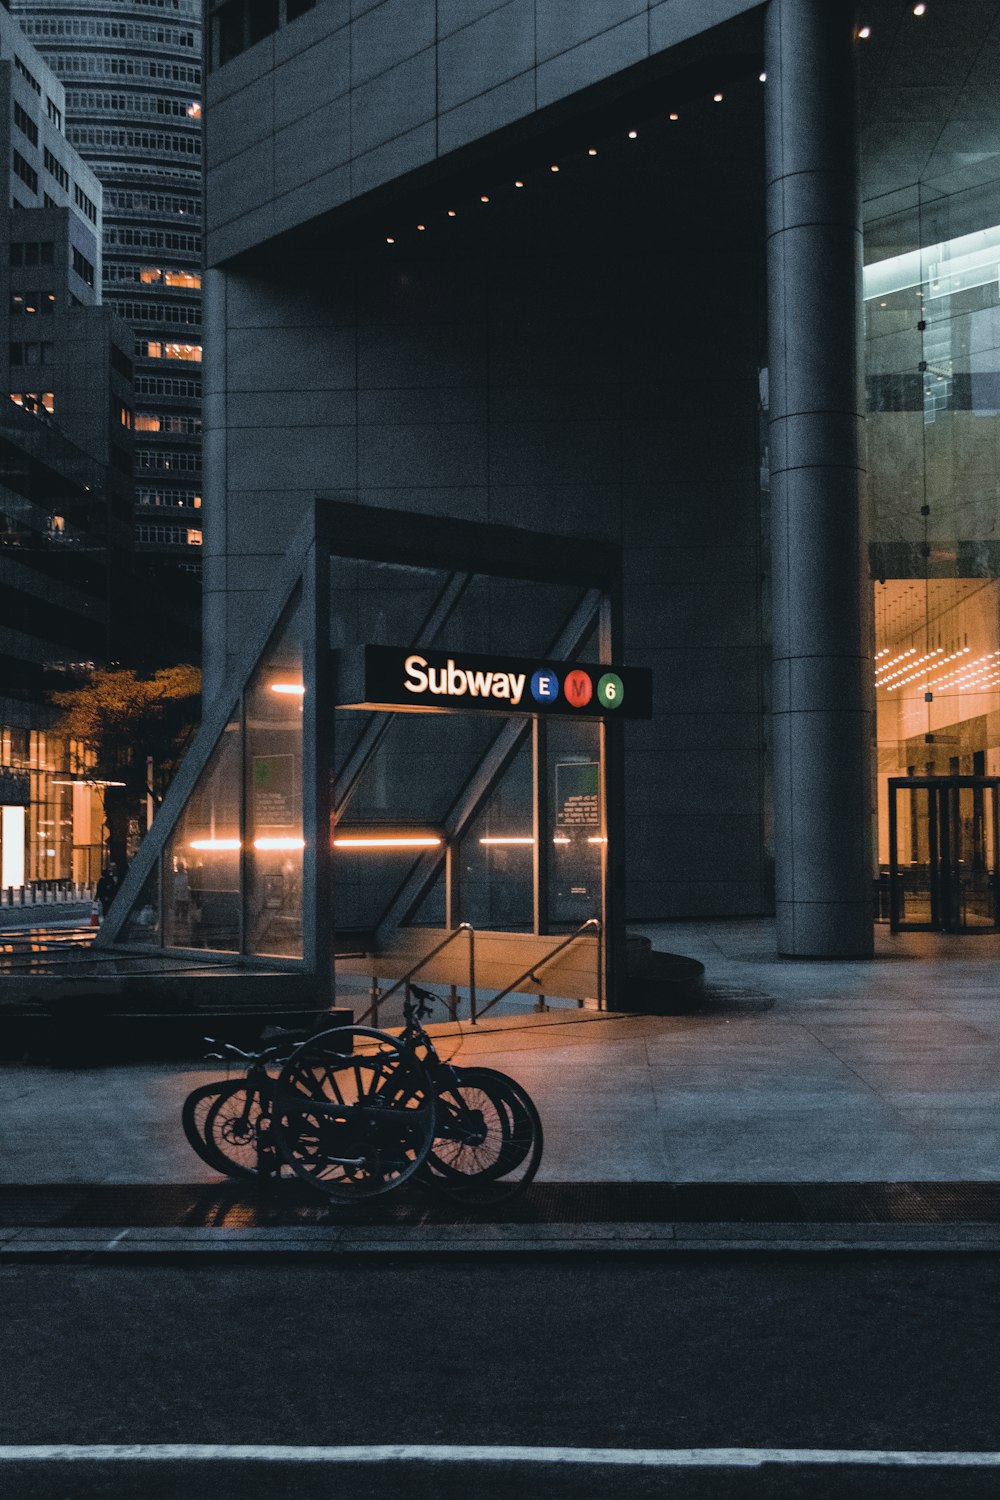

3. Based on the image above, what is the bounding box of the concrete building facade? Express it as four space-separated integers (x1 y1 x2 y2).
160 0 1000 963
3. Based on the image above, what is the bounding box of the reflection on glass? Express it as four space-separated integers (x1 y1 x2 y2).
548 719 603 927
460 739 533 931
245 598 303 958
119 863 160 945
163 714 241 951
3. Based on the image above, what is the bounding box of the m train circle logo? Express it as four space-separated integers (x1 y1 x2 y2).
530 667 625 710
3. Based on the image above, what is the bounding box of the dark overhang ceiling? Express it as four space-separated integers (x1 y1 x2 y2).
860 0 1000 214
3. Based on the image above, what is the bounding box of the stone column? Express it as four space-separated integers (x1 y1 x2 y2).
765 0 874 956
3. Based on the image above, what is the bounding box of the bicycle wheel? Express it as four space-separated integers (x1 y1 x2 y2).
203 1083 269 1178
272 1026 436 1201
181 1080 246 1176
424 1066 543 1207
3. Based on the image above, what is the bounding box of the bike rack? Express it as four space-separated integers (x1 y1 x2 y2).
471 918 602 1023
356 922 476 1027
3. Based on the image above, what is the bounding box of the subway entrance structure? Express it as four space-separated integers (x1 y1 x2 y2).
101 500 652 1014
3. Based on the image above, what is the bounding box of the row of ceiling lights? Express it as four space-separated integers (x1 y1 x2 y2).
383 85 761 246
383 7 932 245
858 3 927 36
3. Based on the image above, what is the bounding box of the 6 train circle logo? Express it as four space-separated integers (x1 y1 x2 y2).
529 667 625 711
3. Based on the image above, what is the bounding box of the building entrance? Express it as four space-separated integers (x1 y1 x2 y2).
888 776 1000 933
101 500 650 1016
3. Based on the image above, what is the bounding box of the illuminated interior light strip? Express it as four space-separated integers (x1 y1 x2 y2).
253 837 305 851
552 837 571 845
587 836 608 844
270 683 305 695
479 837 535 846
333 836 442 849
189 838 241 851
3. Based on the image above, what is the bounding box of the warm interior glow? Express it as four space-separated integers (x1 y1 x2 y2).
479 836 535 846
253 837 305 851
189 838 241 851
333 836 443 849
713 93 724 102
587 836 608 845
858 24 871 37
270 682 305 695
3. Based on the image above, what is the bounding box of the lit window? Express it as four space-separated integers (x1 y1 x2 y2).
10 391 55 415
164 342 202 362
139 267 162 283
164 270 201 288
134 414 160 431
186 528 202 545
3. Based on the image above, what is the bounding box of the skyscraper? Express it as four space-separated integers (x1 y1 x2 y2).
13 0 203 619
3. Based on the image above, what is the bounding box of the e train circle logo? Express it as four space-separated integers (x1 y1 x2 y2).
530 667 625 711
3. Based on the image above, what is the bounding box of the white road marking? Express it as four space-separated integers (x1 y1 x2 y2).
0 1446 998 1468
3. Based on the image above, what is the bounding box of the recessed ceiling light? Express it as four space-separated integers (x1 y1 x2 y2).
447 209 456 216
913 3 926 13
514 179 524 188
550 164 559 172
588 148 598 156
417 224 425 231
858 24 871 37
669 112 679 121
386 237 394 244
713 92 724 102
480 194 489 202
628 129 638 139
759 72 767 82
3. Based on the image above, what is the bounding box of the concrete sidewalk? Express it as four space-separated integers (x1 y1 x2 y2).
2 919 999 1187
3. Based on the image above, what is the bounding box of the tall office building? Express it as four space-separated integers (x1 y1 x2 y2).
12 0 204 617
0 4 133 887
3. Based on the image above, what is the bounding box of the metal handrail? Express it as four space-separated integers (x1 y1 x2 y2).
472 918 602 1023
355 922 476 1026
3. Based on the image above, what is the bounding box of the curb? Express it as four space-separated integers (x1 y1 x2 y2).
2 1221 1000 1259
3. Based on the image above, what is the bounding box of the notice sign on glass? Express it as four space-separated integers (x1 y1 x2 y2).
556 762 600 829
252 753 295 827
335 645 652 718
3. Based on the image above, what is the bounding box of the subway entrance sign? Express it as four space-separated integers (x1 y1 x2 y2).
335 645 652 718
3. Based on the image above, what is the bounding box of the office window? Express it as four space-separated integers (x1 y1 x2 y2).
10 392 55 415
71 248 95 287
10 292 56 315
14 57 42 95
43 148 70 190
46 98 63 129
12 152 38 195
73 185 98 224
9 342 51 366
10 242 53 267
14 102 39 147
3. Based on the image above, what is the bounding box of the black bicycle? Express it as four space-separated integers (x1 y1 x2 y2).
181 1026 309 1179
183 990 542 1207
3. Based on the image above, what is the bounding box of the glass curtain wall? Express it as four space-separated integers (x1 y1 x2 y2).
866 179 1000 877
331 560 606 938
123 593 304 955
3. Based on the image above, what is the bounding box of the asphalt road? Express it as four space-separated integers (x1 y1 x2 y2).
2 1252 999 1498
